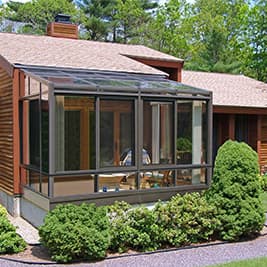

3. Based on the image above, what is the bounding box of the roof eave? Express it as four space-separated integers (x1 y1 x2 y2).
0 55 14 77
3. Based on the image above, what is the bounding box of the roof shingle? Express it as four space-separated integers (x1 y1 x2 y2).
0 32 183 76
182 70 267 108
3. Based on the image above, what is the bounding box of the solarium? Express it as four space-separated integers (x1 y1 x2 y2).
19 66 212 212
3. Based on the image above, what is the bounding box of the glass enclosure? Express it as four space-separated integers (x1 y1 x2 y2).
19 68 212 198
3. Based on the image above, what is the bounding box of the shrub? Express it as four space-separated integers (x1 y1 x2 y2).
39 203 110 263
0 214 26 254
0 205 7 218
153 193 219 247
108 201 161 253
206 140 265 241
258 174 267 191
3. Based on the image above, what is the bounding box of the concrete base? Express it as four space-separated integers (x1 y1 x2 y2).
0 190 20 216
0 188 48 228
20 197 47 228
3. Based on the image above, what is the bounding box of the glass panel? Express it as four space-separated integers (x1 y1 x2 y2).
140 169 175 189
98 172 136 192
55 96 96 171
100 99 135 167
143 101 173 165
177 100 207 165
29 99 40 167
53 176 94 197
177 101 192 164
41 91 49 173
176 168 207 185
27 170 40 192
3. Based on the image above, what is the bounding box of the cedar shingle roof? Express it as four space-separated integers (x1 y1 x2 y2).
0 32 183 76
182 70 267 108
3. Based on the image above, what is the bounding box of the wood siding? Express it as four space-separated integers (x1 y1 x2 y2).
0 68 13 194
260 115 267 170
47 22 78 39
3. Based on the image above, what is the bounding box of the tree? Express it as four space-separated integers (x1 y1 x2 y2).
144 0 191 58
77 0 116 41
3 0 78 34
185 0 250 73
243 0 267 82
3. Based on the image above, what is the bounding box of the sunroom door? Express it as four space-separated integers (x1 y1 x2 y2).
100 99 135 167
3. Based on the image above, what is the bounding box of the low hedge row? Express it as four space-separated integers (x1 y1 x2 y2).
0 205 26 254
39 193 220 263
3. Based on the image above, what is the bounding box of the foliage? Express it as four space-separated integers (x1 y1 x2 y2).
108 194 219 253
153 193 219 246
258 174 267 192
212 256 267 267
0 204 7 217
176 137 192 151
108 201 161 252
3 0 78 34
39 203 110 263
243 0 267 82
206 140 265 241
259 191 267 212
0 209 26 254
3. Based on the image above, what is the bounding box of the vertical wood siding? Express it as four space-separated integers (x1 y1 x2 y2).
0 68 14 194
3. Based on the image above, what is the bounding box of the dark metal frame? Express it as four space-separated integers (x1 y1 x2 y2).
19 67 213 205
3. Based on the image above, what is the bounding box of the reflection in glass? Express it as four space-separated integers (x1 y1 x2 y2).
176 168 206 185
143 101 173 165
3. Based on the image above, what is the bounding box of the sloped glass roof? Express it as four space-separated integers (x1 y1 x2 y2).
21 66 211 97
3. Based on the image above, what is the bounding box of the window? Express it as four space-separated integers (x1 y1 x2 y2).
29 99 40 167
143 101 174 165
55 96 96 171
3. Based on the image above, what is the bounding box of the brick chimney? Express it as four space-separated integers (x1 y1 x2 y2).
47 14 78 39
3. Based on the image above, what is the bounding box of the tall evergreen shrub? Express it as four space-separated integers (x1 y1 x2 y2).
206 140 265 241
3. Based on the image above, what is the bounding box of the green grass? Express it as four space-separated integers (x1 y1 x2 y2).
211 257 267 267
260 191 267 212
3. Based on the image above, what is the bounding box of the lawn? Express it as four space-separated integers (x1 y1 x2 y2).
260 191 267 212
211 257 267 267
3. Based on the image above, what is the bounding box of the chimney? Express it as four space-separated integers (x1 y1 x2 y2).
47 14 78 39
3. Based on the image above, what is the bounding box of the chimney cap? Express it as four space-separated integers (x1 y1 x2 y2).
55 14 71 24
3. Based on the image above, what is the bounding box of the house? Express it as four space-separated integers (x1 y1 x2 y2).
182 70 267 169
0 19 212 226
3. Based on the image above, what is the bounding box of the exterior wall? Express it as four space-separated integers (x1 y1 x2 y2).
0 68 14 195
214 109 267 171
260 115 267 171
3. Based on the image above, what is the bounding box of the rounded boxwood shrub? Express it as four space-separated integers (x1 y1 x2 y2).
153 192 219 247
206 140 265 241
0 206 26 254
39 203 110 263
